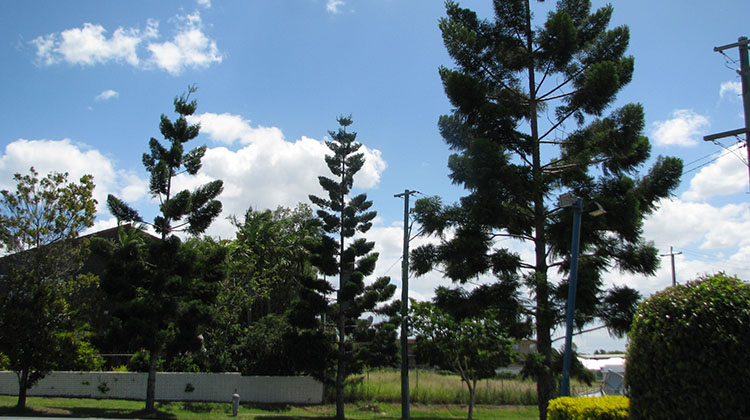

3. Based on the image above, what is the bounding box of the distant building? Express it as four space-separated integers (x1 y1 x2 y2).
578 353 626 396
499 339 538 375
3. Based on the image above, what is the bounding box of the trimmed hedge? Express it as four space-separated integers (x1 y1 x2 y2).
626 273 750 419
548 396 629 420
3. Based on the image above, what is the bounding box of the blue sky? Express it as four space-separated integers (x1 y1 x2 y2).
2 0 750 352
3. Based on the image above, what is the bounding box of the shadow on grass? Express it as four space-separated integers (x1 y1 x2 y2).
0 405 175 419
252 417 463 420
242 402 293 412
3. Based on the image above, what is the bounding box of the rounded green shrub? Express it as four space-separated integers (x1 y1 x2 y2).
626 273 750 419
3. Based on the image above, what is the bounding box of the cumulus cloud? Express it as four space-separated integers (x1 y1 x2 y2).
327 0 345 14
32 22 152 66
187 113 283 146
0 139 148 215
681 145 748 201
650 109 710 147
31 12 221 75
147 13 222 75
95 89 119 101
720 81 742 100
599 196 750 300
166 112 386 237
197 0 211 8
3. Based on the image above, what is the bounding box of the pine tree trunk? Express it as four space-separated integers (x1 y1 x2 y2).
336 309 346 420
145 348 159 413
523 0 555 418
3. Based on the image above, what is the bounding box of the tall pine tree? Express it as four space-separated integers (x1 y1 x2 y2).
96 86 225 414
309 116 395 420
412 2 682 419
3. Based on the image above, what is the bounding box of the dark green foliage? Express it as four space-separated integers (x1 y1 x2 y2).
202 205 334 380
0 168 97 409
520 348 595 389
414 2 682 418
626 273 750 420
308 116 396 420
97 87 224 414
105 86 223 239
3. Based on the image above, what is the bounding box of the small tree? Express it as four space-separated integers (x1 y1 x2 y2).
411 296 514 420
308 116 396 420
0 167 96 409
627 273 750 419
97 86 224 413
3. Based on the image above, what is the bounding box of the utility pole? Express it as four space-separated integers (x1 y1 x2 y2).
660 246 682 286
704 36 750 186
394 189 418 420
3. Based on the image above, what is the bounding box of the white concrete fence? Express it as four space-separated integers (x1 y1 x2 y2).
0 371 323 404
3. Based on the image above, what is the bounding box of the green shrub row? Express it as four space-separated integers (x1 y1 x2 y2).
548 396 628 420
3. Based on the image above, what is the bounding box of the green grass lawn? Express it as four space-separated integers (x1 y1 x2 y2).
0 396 539 419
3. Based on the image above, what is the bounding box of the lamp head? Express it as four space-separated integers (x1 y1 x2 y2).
589 202 606 217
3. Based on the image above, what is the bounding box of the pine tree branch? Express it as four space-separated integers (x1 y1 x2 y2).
479 63 526 103
538 107 577 142
534 60 554 97
489 232 534 242
537 66 587 102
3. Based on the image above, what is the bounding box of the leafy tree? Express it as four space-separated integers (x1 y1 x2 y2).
411 297 514 420
413 1 682 418
96 86 224 414
0 167 96 409
308 116 396 420
350 299 401 371
203 205 334 378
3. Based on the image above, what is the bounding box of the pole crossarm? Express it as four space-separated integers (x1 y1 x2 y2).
703 128 750 142
707 36 750 188
714 37 750 52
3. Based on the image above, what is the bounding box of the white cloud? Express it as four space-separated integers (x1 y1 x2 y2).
95 89 119 101
172 112 388 237
147 13 222 75
33 23 148 66
598 196 750 299
187 113 283 146
31 12 221 75
197 0 211 8
327 0 345 14
681 145 748 201
0 139 148 215
720 81 742 100
650 109 710 147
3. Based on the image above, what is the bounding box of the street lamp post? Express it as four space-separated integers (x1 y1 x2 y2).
560 195 582 397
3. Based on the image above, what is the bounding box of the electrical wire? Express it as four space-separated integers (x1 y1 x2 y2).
682 142 746 175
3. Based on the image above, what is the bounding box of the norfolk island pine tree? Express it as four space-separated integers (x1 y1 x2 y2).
411 2 682 419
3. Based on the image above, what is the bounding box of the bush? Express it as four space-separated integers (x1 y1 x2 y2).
626 273 750 419
548 396 629 420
